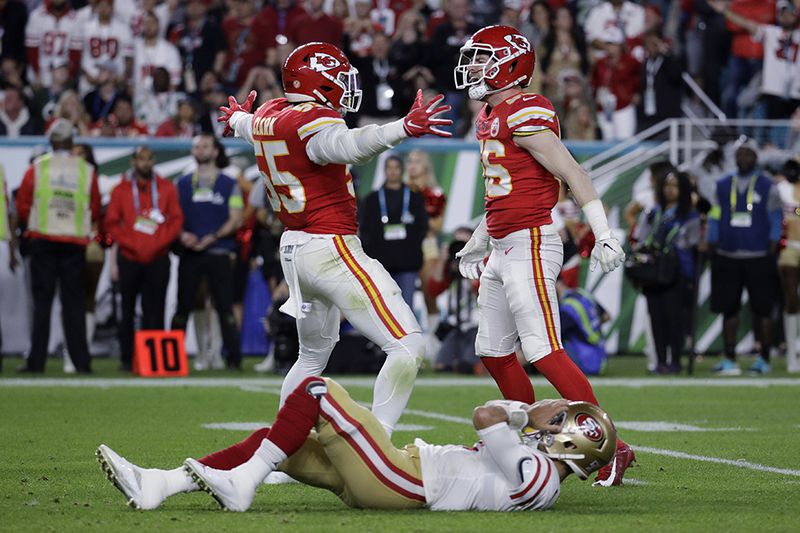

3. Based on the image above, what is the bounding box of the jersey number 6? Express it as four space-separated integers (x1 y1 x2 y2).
256 140 307 213
480 139 512 198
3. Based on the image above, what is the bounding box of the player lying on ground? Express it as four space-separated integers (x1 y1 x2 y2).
97 378 616 512
216 41 452 436
452 24 634 485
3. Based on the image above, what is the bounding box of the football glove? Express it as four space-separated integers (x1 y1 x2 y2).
590 231 626 273
455 217 490 280
218 90 257 137
403 89 453 138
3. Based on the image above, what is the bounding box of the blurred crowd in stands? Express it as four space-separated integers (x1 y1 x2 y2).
0 0 799 141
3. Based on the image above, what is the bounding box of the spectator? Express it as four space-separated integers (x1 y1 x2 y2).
0 86 39 136
255 0 306 49
221 0 262 88
776 159 800 373
168 0 228 94
155 98 200 137
105 146 183 372
135 66 183 135
171 134 244 370
520 0 553 50
631 171 701 374
591 27 641 140
343 0 378 58
48 89 92 137
540 6 590 101
286 0 343 47
0 0 28 66
428 0 479 133
76 0 137 27
707 143 783 375
14 120 101 374
31 62 73 125
134 11 183 98
130 0 176 39
1 56 26 90
709 0 800 143
352 32 402 125
92 96 149 137
719 0 775 119
80 0 135 96
82 63 121 123
359 154 429 307
235 66 283 109
584 0 646 59
557 70 597 141
25 0 82 88
198 76 228 135
637 28 684 133
391 9 431 110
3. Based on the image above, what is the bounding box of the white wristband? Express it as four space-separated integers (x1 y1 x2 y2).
486 400 530 431
581 199 611 240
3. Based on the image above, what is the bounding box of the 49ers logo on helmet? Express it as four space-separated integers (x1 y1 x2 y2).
309 53 341 72
576 413 604 442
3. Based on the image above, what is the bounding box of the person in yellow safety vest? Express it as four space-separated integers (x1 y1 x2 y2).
14 119 102 374
0 164 20 372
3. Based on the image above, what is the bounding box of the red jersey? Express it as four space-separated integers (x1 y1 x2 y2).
475 92 561 239
250 98 357 235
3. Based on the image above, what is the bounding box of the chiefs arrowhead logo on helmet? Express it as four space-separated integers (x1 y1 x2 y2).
505 33 530 52
576 413 604 443
309 53 341 72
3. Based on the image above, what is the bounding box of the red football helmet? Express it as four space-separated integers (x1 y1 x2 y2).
454 25 536 100
282 42 362 113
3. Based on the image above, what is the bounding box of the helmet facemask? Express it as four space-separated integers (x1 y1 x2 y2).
335 67 362 114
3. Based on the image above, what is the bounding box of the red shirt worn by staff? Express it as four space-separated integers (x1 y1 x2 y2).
105 175 183 263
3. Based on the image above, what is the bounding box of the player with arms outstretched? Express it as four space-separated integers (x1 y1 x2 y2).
97 378 616 512
216 42 451 436
452 25 634 486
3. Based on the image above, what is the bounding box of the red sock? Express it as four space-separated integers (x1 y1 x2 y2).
533 349 599 406
266 377 325 456
199 427 271 470
199 377 326 469
481 354 535 403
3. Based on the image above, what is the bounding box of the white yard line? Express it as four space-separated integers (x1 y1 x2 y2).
2 376 800 388
632 446 800 478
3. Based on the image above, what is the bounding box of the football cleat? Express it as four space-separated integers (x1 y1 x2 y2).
96 444 167 510
183 458 258 512
747 358 771 375
712 359 742 376
593 442 636 487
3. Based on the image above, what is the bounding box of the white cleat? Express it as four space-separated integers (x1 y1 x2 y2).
183 458 258 512
96 444 167 510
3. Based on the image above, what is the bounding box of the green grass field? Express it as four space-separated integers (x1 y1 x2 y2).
2 356 799 532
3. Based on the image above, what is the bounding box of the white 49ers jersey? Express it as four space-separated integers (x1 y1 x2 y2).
415 439 560 511
24 6 83 87
81 19 134 80
133 38 182 93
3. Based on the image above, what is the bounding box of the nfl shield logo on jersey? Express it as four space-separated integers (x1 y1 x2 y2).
309 53 342 72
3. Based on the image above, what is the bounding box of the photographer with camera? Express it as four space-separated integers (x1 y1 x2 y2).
427 227 481 374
